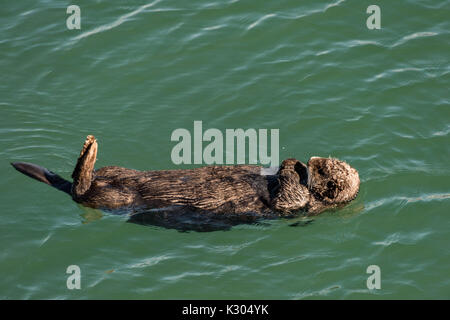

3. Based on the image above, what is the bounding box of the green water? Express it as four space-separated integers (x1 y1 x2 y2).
1 0 449 299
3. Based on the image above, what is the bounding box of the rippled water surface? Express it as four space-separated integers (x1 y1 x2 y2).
1 0 449 299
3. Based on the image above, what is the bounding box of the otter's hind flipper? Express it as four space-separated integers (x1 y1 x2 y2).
11 162 72 195
71 135 98 198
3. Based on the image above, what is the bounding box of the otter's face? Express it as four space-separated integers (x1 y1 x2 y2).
307 157 359 204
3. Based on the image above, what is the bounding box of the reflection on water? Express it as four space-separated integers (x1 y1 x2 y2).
80 207 103 224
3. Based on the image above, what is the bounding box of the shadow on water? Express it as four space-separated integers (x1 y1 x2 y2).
79 204 288 232
79 206 315 232
79 199 365 232
126 207 273 232
287 218 315 227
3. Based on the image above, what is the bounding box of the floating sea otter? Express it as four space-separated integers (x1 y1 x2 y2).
11 135 359 231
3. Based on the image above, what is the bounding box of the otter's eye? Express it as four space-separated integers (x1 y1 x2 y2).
322 180 337 200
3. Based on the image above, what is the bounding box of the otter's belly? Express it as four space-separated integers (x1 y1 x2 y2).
80 165 277 215
136 166 275 214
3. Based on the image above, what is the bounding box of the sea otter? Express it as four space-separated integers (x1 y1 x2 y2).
11 135 359 231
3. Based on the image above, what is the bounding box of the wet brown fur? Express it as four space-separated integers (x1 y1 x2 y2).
12 135 360 231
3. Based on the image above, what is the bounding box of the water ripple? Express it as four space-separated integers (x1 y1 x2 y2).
163 271 216 282
364 192 450 212
392 31 439 48
373 231 431 247
65 0 162 46
128 254 174 269
246 14 276 30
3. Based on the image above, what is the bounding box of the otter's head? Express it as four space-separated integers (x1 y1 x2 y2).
307 157 359 205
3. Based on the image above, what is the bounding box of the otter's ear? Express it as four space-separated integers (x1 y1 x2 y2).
307 157 359 204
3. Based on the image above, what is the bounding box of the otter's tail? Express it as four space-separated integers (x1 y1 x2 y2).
11 162 72 195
